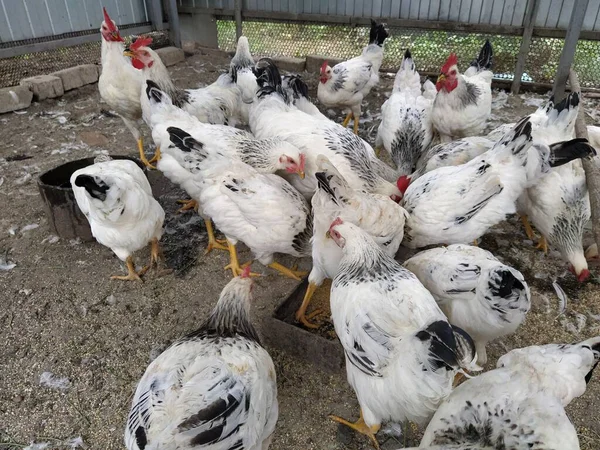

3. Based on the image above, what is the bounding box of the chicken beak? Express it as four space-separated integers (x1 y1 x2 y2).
325 230 331 239
123 50 135 58
437 73 446 83
298 169 305 179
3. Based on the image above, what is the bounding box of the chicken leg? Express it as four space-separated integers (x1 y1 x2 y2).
353 116 360 135
138 238 172 277
176 199 199 213
330 410 381 449
148 146 161 165
137 137 156 170
111 256 143 282
204 220 228 254
295 282 323 328
224 241 260 277
342 112 353 128
536 235 549 254
520 214 536 240
267 262 307 281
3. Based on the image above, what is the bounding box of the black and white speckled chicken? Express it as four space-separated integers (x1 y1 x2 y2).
125 269 278 450
326 219 479 449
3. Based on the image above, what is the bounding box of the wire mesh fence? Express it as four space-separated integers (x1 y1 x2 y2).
0 28 170 89
216 19 600 88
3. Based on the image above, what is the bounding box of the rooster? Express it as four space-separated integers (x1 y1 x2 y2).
317 20 389 134
431 40 494 142
327 219 479 448
375 49 437 174
98 8 157 168
402 117 596 248
125 270 278 450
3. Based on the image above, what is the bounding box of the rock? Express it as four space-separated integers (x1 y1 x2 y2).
0 85 33 114
20 75 64 101
79 131 109 147
181 40 199 56
306 55 344 74
272 56 306 73
155 47 186 66
52 64 99 91
105 294 116 305
196 46 230 59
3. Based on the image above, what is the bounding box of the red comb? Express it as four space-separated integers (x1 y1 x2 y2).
397 175 410 194
441 53 458 74
241 265 252 278
131 36 153 51
103 7 118 33
330 217 343 230
320 61 329 73
299 153 306 171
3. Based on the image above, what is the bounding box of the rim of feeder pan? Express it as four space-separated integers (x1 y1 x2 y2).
37 155 145 241
263 278 345 374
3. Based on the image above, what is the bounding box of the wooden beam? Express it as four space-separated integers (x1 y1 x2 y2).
167 0 181 48
512 0 540 94
234 0 243 40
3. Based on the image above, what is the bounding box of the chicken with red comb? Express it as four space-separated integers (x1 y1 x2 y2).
431 40 494 143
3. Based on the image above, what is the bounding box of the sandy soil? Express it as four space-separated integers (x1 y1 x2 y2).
1 51 600 450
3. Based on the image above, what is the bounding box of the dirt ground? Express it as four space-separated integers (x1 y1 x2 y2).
1 50 600 450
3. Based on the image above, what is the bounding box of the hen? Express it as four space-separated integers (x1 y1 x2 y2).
251 59 402 201
327 219 479 449
98 9 155 167
282 75 328 119
402 117 595 248
317 20 389 134
296 155 409 328
375 49 437 174
70 156 166 281
167 127 312 279
125 269 278 450
431 40 493 142
145 82 306 253
404 244 531 365
409 337 600 450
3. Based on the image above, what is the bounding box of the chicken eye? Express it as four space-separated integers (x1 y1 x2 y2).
450 70 457 75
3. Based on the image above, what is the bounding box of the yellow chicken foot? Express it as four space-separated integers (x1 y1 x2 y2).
472 239 479 247
330 410 381 450
374 147 382 157
353 116 360 135
295 282 323 329
138 238 172 277
520 214 536 240
148 146 161 164
176 199 199 213
342 112 353 128
224 241 261 277
453 372 467 387
536 236 549 254
137 138 156 169
111 256 143 282
268 262 307 281
204 219 228 254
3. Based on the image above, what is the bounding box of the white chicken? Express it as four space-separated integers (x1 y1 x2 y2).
375 49 437 174
166 127 312 279
404 244 531 365
144 82 306 253
516 93 594 282
125 269 278 450
402 117 595 248
327 219 479 449
431 40 493 142
98 8 155 168
70 156 166 281
406 337 600 450
296 155 409 328
282 75 328 119
317 20 389 134
250 59 403 201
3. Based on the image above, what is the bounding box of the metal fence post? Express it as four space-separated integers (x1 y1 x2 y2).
167 0 182 48
552 0 588 101
511 0 539 94
148 0 164 31
235 0 243 40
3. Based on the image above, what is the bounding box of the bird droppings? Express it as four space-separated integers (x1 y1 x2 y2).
105 294 116 305
21 223 39 233
41 235 60 244
39 372 71 391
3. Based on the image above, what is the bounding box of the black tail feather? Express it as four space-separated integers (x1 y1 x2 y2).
254 57 282 88
74 174 109 201
549 138 597 167
287 75 310 100
471 39 493 70
403 48 412 60
369 19 389 46
146 79 163 103
489 269 525 298
553 91 580 114
451 325 478 370
167 127 204 154
315 171 339 205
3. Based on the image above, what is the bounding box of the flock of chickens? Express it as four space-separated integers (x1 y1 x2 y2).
66 8 600 450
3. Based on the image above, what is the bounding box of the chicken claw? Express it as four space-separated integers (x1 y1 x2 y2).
138 238 172 278
137 138 156 170
111 256 143 282
295 281 322 329
268 262 307 281
330 410 381 450
204 219 228 254
148 146 161 164
224 241 261 277
176 199 199 213
536 236 549 254
342 112 353 128
520 214 536 240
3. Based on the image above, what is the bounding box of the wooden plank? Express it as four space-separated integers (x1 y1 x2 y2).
320 0 329 15
257 0 265 11
418 0 429 19
545 0 563 28
372 0 383 17
469 0 483 23
478 0 494 23
399 0 410 19
557 0 575 28
511 0 540 93
390 0 401 17
583 0 600 30
428 0 441 20
409 0 420 19
0 0 15 42
381 0 392 18
23 0 53 38
448 0 460 21
438 0 451 20
534 0 550 27
459 0 473 23
7 0 32 40
501 0 516 25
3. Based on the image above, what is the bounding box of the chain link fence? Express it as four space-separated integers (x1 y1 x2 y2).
216 19 600 88
0 28 171 89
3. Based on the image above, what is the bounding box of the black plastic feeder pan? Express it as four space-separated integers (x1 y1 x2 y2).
263 278 345 374
37 156 146 241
